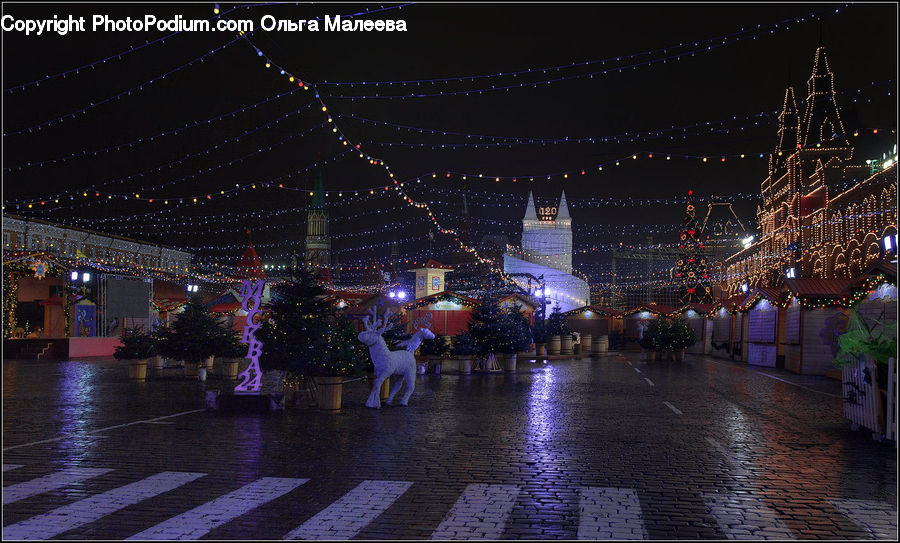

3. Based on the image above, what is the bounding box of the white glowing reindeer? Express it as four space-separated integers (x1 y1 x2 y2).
358 306 431 408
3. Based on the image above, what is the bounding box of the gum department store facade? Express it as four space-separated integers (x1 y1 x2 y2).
723 47 897 296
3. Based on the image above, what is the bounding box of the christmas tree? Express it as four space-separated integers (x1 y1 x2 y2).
673 190 713 304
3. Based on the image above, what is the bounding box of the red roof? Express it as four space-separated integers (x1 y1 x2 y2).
784 278 853 297
234 242 266 279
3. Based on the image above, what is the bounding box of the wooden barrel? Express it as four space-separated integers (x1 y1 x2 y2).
457 357 473 374
581 334 592 356
150 355 164 369
184 361 200 377
501 353 517 373
598 335 609 354
535 344 546 356
548 336 561 355
222 359 239 380
561 335 573 355
203 355 215 370
128 359 148 381
315 376 344 411
379 377 391 401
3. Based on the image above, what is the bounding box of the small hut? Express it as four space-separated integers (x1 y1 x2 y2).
564 305 624 338
740 287 786 367
404 291 479 337
622 304 673 347
707 295 744 359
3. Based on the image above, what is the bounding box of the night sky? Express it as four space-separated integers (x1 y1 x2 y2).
2 3 897 284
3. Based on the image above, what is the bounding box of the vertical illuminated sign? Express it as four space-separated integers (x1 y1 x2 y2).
234 279 264 394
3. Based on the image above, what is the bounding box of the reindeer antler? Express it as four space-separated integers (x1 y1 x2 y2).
362 306 381 332
377 307 394 334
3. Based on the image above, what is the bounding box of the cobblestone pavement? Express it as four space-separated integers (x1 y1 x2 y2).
3 353 897 540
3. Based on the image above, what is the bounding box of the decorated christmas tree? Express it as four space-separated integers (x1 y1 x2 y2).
467 296 505 355
673 190 713 304
257 268 368 377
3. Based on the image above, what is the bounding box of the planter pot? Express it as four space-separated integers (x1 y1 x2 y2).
581 334 592 356
500 353 517 373
573 343 582 355
535 343 547 356
127 359 148 381
561 336 573 355
203 355 215 370
222 359 239 380
198 367 207 381
314 376 344 411
184 361 200 377
647 350 656 361
150 355 164 370
597 335 609 355
457 357 473 374
675 349 685 362
549 336 561 355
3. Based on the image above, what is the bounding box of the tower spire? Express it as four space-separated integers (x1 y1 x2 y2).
770 86 800 179
800 46 848 148
557 190 570 220
523 190 538 220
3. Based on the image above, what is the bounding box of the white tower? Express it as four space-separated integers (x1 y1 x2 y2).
521 190 573 273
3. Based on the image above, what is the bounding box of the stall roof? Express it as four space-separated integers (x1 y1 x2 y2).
622 304 674 316
565 305 623 317
784 278 854 298
404 290 478 308
671 303 716 316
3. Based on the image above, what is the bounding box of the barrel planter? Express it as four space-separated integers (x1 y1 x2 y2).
535 343 547 356
573 343 581 355
675 349 685 362
597 335 609 355
500 353 517 373
377 377 390 402
221 358 239 380
203 355 215 371
184 361 200 377
127 359 148 381
150 355 164 370
549 335 561 355
561 335 573 355
580 334 592 357
457 357 473 374
314 376 344 411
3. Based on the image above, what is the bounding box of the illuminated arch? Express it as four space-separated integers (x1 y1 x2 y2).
849 248 862 278
834 252 847 278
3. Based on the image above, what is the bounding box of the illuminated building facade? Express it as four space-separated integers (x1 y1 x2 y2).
723 47 898 295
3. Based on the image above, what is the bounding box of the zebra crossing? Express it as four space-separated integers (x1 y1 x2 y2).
2 466 897 540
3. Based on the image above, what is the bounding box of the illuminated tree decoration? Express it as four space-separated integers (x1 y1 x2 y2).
673 190 713 304
31 260 49 279
234 279 265 394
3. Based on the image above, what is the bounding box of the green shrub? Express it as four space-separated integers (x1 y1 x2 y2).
114 328 156 360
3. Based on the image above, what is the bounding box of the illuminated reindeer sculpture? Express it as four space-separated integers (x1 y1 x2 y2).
358 306 432 408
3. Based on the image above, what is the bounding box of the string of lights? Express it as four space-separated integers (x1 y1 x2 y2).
4 35 245 137
4 93 311 172
2 4 254 93
334 79 893 145
315 7 849 99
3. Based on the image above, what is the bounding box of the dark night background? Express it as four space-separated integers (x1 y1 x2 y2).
2 2 897 285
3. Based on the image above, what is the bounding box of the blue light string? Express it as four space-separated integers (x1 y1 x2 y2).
4 91 308 172
314 5 846 87
4 34 244 137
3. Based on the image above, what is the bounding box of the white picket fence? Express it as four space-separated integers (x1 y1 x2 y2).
842 356 897 444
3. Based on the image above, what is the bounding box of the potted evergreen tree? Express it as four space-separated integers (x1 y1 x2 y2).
420 334 450 374
496 304 533 372
546 305 570 355
165 296 229 377
217 330 246 380
257 270 368 410
149 323 170 369
114 328 156 381
532 320 550 356
468 296 506 370
665 319 698 361
452 331 477 374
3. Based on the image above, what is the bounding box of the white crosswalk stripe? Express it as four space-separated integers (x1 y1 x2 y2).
2 471 206 540
578 486 648 540
127 477 308 540
2 467 112 504
830 498 898 539
430 483 520 540
3 464 24 472
704 493 794 539
284 480 413 540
